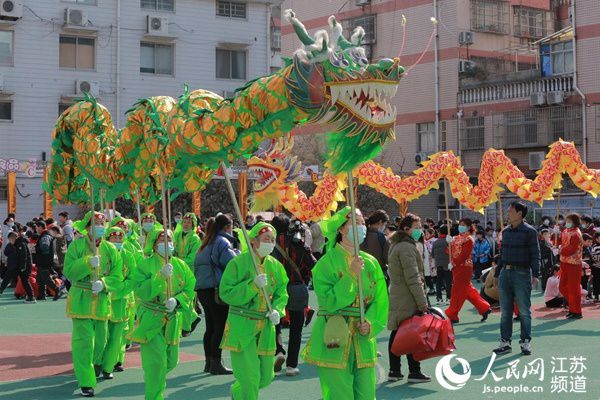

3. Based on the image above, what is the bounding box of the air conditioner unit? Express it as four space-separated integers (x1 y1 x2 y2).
65 8 88 26
147 15 169 35
530 92 546 106
222 90 236 99
75 80 99 98
0 0 23 19
356 0 371 5
547 91 565 105
458 31 474 45
528 151 545 171
458 60 475 73
415 152 431 166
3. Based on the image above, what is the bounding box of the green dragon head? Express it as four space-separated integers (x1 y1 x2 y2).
284 10 404 173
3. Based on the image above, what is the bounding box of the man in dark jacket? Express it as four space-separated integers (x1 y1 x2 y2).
431 225 452 304
361 210 391 283
33 222 65 301
1 231 36 302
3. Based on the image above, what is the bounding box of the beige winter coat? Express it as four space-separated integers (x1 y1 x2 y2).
387 231 428 330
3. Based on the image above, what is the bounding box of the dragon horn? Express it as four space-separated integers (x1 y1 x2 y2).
329 16 354 50
284 9 315 46
351 27 365 46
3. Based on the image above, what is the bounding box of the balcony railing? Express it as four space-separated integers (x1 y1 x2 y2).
458 75 573 104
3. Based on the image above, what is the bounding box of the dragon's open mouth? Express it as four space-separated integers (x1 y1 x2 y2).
327 81 398 126
249 165 279 192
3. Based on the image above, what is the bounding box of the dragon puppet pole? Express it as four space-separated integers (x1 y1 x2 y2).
554 190 561 247
167 187 172 230
444 178 453 265
346 171 365 324
135 190 143 232
220 161 273 314
159 172 173 299
498 192 504 229
89 182 99 283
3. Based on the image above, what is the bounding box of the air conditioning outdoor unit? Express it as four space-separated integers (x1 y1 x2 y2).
356 0 371 5
458 60 475 73
0 0 23 19
530 92 546 106
75 80 99 98
458 31 474 45
65 8 88 26
415 152 431 166
222 90 236 99
147 15 169 35
547 91 565 105
528 151 545 171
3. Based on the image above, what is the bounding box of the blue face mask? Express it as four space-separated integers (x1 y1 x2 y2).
458 225 468 234
93 226 105 239
143 222 154 233
113 242 123 251
347 225 367 245
157 242 174 257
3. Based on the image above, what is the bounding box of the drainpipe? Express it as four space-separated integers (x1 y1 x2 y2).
570 0 587 164
116 0 121 128
266 3 272 76
434 0 440 152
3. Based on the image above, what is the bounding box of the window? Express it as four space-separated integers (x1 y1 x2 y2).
59 36 95 69
216 48 246 80
140 42 174 75
417 122 436 153
461 117 485 150
141 0 174 11
513 6 549 39
504 109 537 146
0 179 7 201
59 103 72 117
270 66 280 74
540 41 573 77
345 14 376 44
217 1 247 19
440 121 447 151
62 0 97 4
549 105 582 143
0 30 13 65
0 101 12 121
470 0 510 34
271 27 281 50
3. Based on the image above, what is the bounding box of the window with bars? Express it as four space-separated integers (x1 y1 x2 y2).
217 1 247 18
470 0 510 34
0 179 7 201
548 106 582 144
0 30 13 65
344 14 376 44
140 42 174 75
504 109 537 147
461 117 485 150
417 122 436 153
540 41 573 77
440 121 447 151
59 36 95 70
216 48 246 80
0 101 12 121
271 27 281 50
63 0 96 4
141 0 174 11
513 6 549 39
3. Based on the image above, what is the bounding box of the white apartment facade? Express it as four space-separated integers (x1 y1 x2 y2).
0 0 281 221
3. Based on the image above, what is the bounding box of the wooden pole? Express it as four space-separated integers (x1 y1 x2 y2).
554 190 561 247
89 183 98 283
444 179 453 263
238 171 248 223
159 173 172 298
347 171 365 323
167 188 172 230
498 192 504 228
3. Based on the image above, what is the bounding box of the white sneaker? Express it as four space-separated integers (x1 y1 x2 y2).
519 339 531 355
285 367 300 376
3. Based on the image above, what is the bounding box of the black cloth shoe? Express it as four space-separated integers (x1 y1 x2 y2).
113 362 124 372
480 309 492 322
94 364 102 378
190 317 201 333
567 312 582 319
209 358 233 375
53 289 66 301
102 371 114 380
388 371 404 382
181 330 191 337
80 387 94 397
407 372 431 383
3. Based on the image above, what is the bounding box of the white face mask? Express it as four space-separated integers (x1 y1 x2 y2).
142 222 154 233
256 242 275 258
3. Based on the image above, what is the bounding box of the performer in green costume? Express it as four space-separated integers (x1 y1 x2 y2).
111 216 142 254
128 228 196 400
173 212 202 335
139 213 161 255
101 227 138 376
302 207 389 400
64 211 123 398
219 222 289 400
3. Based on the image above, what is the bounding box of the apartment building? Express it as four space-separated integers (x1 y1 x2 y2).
281 0 600 221
0 0 281 221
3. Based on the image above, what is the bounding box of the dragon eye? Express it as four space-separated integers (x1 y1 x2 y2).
329 52 346 68
350 48 368 67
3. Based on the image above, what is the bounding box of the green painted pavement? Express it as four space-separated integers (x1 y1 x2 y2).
0 288 599 400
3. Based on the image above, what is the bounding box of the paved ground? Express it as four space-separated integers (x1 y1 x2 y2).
1 286 599 400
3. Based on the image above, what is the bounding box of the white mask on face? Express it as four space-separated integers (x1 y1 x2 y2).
257 242 275 258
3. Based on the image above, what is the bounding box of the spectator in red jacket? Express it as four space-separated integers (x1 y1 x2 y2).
559 213 584 319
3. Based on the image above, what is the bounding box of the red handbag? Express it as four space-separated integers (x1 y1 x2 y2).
413 318 456 361
391 313 443 356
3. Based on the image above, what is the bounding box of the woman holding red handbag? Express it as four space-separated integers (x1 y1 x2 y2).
445 218 492 324
387 213 431 384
